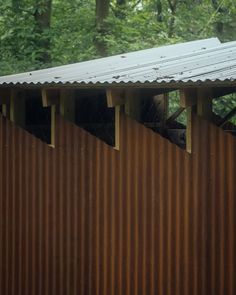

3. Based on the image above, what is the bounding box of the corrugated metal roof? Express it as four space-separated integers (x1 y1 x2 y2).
1 37 236 87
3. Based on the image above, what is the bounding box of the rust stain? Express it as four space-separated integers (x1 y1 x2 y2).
0 111 236 294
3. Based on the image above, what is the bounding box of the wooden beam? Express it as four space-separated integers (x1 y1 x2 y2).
1 88 27 125
106 89 125 107
180 89 197 108
140 88 176 97
219 107 236 127
50 105 56 147
0 88 11 118
0 88 11 105
181 89 197 153
2 104 10 118
125 89 138 116
76 89 105 97
212 86 236 98
42 89 59 147
186 107 193 153
106 89 124 150
60 89 76 122
125 89 142 120
197 88 212 119
179 88 197 152
114 105 121 150
166 107 185 124
42 89 60 107
153 93 169 131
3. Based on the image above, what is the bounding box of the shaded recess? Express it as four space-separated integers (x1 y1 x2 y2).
74 90 115 147
25 90 51 144
212 92 236 137
129 89 187 150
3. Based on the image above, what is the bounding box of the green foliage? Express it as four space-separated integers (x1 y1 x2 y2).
213 93 236 124
51 0 96 64
0 2 39 74
0 0 236 119
1 0 236 73
168 90 187 125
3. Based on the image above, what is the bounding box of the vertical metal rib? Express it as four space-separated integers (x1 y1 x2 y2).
0 112 236 295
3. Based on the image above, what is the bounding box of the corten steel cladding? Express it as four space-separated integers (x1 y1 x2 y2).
0 111 236 295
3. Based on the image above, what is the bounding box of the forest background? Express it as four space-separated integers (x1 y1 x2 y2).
1 0 236 75
0 0 236 118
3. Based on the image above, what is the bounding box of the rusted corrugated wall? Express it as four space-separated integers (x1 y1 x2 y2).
0 111 235 295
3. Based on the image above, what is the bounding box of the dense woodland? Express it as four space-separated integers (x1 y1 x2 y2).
0 0 236 75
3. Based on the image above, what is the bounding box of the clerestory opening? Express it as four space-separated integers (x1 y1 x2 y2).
165 90 187 150
127 89 187 150
0 89 53 144
24 90 52 144
74 90 115 147
212 92 236 136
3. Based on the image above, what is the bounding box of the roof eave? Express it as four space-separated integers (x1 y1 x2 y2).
0 79 236 89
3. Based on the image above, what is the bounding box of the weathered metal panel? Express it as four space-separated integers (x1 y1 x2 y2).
0 38 229 87
0 111 236 294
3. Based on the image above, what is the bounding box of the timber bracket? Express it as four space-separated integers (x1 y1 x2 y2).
42 88 61 147
106 88 126 150
180 88 198 153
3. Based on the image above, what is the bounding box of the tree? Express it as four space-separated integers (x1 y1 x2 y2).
114 0 126 19
1 0 236 75
12 0 20 12
155 0 163 22
0 0 236 122
167 0 178 37
95 0 110 56
34 0 52 64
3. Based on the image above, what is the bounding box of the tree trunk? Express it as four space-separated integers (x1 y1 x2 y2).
211 0 225 35
115 0 126 18
156 0 163 22
95 0 110 56
167 0 178 37
12 0 20 12
34 0 52 64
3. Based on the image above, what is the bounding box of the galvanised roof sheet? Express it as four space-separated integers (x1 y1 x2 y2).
2 37 236 87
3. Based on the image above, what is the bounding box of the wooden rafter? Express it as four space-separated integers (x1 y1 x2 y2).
153 93 169 132
41 88 59 147
180 89 197 108
115 105 121 150
106 89 126 150
219 107 236 127
197 88 212 119
60 89 76 122
0 88 11 105
0 88 26 125
0 88 11 118
212 86 236 98
42 88 60 107
166 107 185 124
180 88 197 153
106 88 125 107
